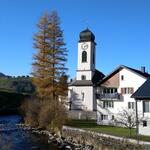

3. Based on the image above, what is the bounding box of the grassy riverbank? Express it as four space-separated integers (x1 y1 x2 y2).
66 119 150 142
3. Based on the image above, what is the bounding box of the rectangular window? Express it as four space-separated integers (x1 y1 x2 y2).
103 88 117 94
121 75 124 81
121 87 134 94
128 102 135 109
128 102 131 109
103 101 114 108
101 115 108 120
112 115 115 120
114 89 117 93
143 121 147 127
143 101 150 112
125 88 127 94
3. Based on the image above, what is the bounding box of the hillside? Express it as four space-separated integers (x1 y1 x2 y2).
0 75 35 94
0 72 6 77
0 73 34 115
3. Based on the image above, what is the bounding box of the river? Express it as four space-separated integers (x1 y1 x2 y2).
0 115 149 150
0 115 58 150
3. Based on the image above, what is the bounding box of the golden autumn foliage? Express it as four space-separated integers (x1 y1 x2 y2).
32 11 67 99
22 11 68 131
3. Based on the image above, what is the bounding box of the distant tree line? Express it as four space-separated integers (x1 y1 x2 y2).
0 76 35 94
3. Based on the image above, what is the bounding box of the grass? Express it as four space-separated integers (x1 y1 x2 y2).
66 119 150 142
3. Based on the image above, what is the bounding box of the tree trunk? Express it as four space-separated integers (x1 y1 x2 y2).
129 127 131 137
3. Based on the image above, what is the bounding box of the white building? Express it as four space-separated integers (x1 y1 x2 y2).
68 29 104 111
132 78 150 136
96 65 149 126
68 29 150 136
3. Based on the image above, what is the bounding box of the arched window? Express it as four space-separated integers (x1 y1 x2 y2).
82 51 87 62
81 92 85 101
81 75 86 80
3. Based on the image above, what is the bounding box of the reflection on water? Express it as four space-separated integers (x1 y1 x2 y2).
0 115 57 150
0 115 149 150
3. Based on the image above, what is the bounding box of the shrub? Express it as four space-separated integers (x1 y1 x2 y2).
20 96 67 131
20 96 41 126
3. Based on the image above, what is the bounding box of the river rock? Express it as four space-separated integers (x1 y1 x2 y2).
65 145 72 150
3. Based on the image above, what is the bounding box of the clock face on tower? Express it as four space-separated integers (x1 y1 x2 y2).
81 42 88 50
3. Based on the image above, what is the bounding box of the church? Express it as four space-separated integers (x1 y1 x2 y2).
68 28 104 112
68 29 150 136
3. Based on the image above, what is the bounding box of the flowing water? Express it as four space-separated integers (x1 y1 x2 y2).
0 115 149 150
0 115 57 150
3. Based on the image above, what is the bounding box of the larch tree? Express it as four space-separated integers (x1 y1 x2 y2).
32 11 68 100
27 11 68 131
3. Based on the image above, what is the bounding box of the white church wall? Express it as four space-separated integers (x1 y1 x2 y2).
76 71 93 81
68 30 97 112
77 42 95 71
69 86 94 111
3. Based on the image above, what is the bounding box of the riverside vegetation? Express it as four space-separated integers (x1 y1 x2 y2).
0 9 68 139
21 10 68 134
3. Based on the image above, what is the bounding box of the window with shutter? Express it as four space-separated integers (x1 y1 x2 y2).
121 88 124 94
128 102 135 109
121 87 134 94
130 88 134 94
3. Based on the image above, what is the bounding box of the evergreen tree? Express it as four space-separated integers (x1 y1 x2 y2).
32 11 68 99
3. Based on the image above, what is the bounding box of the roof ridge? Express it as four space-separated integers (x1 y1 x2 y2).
98 65 150 85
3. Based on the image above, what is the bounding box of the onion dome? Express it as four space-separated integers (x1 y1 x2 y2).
79 28 95 42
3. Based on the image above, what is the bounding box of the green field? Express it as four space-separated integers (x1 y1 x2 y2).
66 119 150 142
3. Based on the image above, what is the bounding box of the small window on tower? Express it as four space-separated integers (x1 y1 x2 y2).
82 51 87 62
81 75 86 80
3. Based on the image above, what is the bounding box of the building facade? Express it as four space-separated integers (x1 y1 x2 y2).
68 29 150 136
132 78 150 136
68 29 104 111
96 66 149 126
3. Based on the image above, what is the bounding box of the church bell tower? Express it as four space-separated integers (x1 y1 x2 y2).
68 28 104 112
76 29 96 81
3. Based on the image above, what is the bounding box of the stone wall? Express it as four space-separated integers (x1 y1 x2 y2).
67 110 96 120
62 126 145 150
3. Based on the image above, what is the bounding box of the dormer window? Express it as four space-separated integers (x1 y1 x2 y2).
81 75 86 80
82 51 87 62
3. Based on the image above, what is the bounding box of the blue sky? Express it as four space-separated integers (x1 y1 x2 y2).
0 0 150 78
